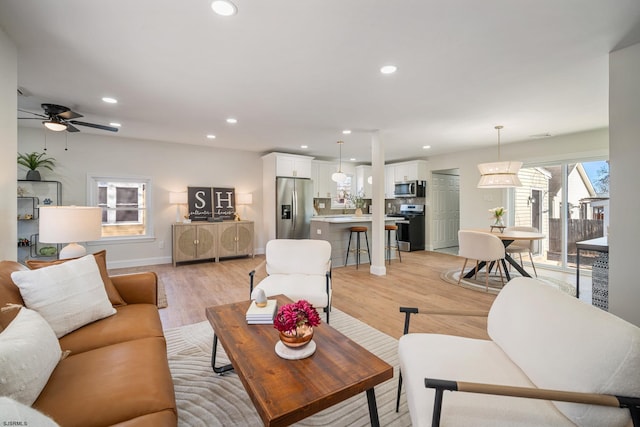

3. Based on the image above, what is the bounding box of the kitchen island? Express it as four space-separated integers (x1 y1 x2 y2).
310 215 400 267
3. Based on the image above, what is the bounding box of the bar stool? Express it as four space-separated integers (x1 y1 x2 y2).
385 224 402 264
345 226 370 269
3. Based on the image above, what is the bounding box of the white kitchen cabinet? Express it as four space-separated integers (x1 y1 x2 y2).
275 153 313 178
355 165 372 197
384 165 396 198
312 160 336 198
392 160 428 182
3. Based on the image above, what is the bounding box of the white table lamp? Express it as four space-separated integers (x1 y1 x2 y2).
39 206 102 259
169 191 188 223
236 193 253 221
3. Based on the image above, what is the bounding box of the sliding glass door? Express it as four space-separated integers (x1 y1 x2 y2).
512 160 609 271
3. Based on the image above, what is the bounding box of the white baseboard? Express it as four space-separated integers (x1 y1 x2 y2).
107 256 172 270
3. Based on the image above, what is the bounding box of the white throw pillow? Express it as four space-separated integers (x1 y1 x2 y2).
11 255 116 338
0 396 60 426
0 308 62 406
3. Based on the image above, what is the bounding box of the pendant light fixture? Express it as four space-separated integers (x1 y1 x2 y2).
331 140 347 183
477 125 522 188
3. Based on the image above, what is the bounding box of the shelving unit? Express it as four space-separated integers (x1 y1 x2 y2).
17 180 62 261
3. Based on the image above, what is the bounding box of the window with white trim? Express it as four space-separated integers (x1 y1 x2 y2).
88 175 153 240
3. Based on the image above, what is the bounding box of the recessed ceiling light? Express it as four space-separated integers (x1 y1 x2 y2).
342 130 352 135
349 158 356 161
109 122 122 127
380 65 397 75
300 145 308 149
422 145 431 149
211 0 237 16
226 118 237 124
102 97 118 104
530 133 553 138
207 134 216 139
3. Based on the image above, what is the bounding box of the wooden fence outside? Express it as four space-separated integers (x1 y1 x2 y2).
548 218 604 255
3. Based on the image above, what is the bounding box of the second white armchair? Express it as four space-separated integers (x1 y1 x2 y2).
249 239 332 322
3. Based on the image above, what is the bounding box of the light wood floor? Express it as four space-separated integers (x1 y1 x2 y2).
110 251 496 340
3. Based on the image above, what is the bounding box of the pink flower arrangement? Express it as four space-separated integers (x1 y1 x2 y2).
273 300 321 335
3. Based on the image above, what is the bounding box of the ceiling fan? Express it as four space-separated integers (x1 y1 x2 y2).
18 103 119 133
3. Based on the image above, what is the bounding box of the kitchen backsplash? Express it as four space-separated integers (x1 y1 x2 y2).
313 197 426 216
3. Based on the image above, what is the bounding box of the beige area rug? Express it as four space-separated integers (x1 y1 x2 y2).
164 309 411 427
157 279 168 309
441 268 577 297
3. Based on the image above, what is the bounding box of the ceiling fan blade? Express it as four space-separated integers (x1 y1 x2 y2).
17 108 46 118
18 117 46 120
58 110 83 120
69 120 119 132
66 123 81 133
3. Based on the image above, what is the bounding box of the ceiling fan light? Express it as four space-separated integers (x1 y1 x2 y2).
43 120 67 132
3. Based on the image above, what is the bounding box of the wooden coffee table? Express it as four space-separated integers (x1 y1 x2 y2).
205 295 393 427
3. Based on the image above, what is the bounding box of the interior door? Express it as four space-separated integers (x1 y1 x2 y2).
431 172 460 249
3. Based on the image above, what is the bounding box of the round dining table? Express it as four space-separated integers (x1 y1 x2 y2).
463 229 545 281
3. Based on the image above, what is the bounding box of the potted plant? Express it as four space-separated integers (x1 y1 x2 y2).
273 300 321 348
17 152 56 181
346 191 366 216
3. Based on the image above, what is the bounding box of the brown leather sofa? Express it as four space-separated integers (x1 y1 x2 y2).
0 260 177 427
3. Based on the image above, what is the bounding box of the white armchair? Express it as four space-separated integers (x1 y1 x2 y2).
396 278 640 426
249 239 332 322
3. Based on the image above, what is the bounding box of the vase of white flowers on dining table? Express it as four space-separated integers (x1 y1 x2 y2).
489 206 506 227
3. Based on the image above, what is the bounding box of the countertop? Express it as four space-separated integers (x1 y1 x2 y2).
311 215 400 223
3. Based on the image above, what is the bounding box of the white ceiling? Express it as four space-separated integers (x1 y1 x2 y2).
2 0 639 163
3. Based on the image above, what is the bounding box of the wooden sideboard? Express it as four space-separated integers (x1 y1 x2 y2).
172 221 253 266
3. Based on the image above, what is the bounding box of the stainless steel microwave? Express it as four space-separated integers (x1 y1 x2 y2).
394 180 426 198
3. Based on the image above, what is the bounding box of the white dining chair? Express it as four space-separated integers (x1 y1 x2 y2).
504 226 538 277
457 230 505 291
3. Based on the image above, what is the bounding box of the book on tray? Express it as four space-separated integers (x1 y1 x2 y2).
246 299 277 324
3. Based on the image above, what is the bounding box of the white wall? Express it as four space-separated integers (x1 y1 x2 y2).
0 26 17 261
17 127 264 268
425 128 608 231
609 42 640 326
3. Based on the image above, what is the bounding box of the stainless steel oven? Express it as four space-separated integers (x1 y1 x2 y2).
389 204 425 251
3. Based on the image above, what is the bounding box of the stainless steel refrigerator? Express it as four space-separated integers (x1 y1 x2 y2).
276 177 313 239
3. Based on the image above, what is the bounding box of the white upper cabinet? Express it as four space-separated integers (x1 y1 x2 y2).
312 160 335 198
355 165 372 196
274 153 313 178
392 160 428 182
384 165 396 198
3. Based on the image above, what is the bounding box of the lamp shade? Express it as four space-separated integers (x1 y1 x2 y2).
236 193 253 205
477 161 523 188
477 126 522 188
169 191 188 204
39 206 102 244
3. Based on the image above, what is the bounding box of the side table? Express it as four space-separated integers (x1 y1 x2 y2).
576 236 608 305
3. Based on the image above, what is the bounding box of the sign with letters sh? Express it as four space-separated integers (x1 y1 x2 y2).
187 187 235 221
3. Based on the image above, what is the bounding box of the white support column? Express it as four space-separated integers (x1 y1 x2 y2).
370 131 387 276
